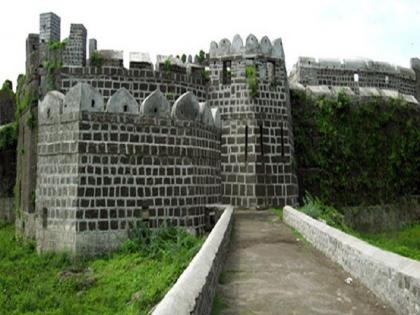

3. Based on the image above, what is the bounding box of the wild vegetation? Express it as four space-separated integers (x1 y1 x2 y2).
291 90 420 207
298 195 420 261
0 223 203 315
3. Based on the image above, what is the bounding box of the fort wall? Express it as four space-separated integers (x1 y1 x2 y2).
35 84 221 254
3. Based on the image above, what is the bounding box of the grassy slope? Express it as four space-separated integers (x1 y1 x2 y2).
355 225 420 261
297 197 420 261
0 223 203 315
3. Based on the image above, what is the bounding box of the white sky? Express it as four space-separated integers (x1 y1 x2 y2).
0 0 419 89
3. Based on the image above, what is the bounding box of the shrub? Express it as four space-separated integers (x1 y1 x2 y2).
292 90 420 207
245 65 258 98
90 51 104 67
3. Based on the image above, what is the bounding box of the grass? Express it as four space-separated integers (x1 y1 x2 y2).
356 225 420 261
298 195 420 261
0 222 203 315
210 293 226 315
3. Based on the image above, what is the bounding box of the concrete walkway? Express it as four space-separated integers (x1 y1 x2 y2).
216 211 395 315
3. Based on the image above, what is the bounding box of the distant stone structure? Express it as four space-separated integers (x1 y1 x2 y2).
14 12 419 254
289 57 419 104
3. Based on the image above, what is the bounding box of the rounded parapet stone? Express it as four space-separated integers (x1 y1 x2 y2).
140 89 170 118
245 34 259 54
171 92 200 121
272 38 284 59
260 36 272 55
219 38 231 56
106 88 139 114
211 107 221 129
209 41 218 58
198 102 214 127
39 91 65 120
231 34 244 54
64 82 104 113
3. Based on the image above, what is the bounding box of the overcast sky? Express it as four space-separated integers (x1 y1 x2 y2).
0 0 419 89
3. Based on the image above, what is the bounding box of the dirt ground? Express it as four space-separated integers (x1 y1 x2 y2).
216 211 396 315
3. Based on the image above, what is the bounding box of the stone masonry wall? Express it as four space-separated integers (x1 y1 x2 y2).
35 110 80 252
60 66 207 105
35 86 221 255
15 107 38 239
207 35 298 208
284 206 420 315
289 57 417 97
73 114 220 254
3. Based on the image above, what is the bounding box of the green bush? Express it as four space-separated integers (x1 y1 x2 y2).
245 65 258 98
0 123 17 150
292 90 420 207
90 51 104 68
0 224 203 315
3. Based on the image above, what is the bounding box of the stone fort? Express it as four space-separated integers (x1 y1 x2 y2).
13 12 420 255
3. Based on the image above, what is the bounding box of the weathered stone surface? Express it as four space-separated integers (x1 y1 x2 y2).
199 102 214 126
284 206 420 315
39 90 65 120
218 38 231 55
171 92 200 121
231 34 243 54
64 82 104 113
260 36 272 55
210 107 221 129
153 206 233 315
139 89 170 118
106 88 138 114
245 34 259 54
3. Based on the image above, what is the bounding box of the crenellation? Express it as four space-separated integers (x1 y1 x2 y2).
289 56 418 99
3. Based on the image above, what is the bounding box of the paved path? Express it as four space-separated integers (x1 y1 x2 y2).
216 211 395 315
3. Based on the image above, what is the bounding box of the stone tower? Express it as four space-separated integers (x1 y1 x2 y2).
63 24 87 66
39 12 61 43
208 34 298 208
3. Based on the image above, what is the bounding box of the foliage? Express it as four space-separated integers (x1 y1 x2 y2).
270 208 283 221
202 69 210 81
0 123 17 150
181 54 187 63
1 80 13 97
0 224 203 315
25 112 33 129
195 50 206 64
356 224 420 260
298 197 420 260
291 90 420 207
90 51 104 68
299 194 348 231
245 65 258 98
48 38 68 51
163 58 172 73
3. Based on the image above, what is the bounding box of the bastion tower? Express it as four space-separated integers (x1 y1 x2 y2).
208 34 298 208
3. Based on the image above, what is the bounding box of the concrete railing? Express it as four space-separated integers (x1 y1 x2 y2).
283 206 420 315
152 205 234 315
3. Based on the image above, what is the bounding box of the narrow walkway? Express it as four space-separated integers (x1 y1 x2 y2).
216 211 395 315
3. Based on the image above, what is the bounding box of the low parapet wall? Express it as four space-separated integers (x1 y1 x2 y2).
152 205 234 315
283 206 420 315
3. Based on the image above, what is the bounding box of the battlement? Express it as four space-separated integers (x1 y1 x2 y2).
294 57 416 79
35 83 221 254
289 56 418 98
39 82 220 127
209 34 284 60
